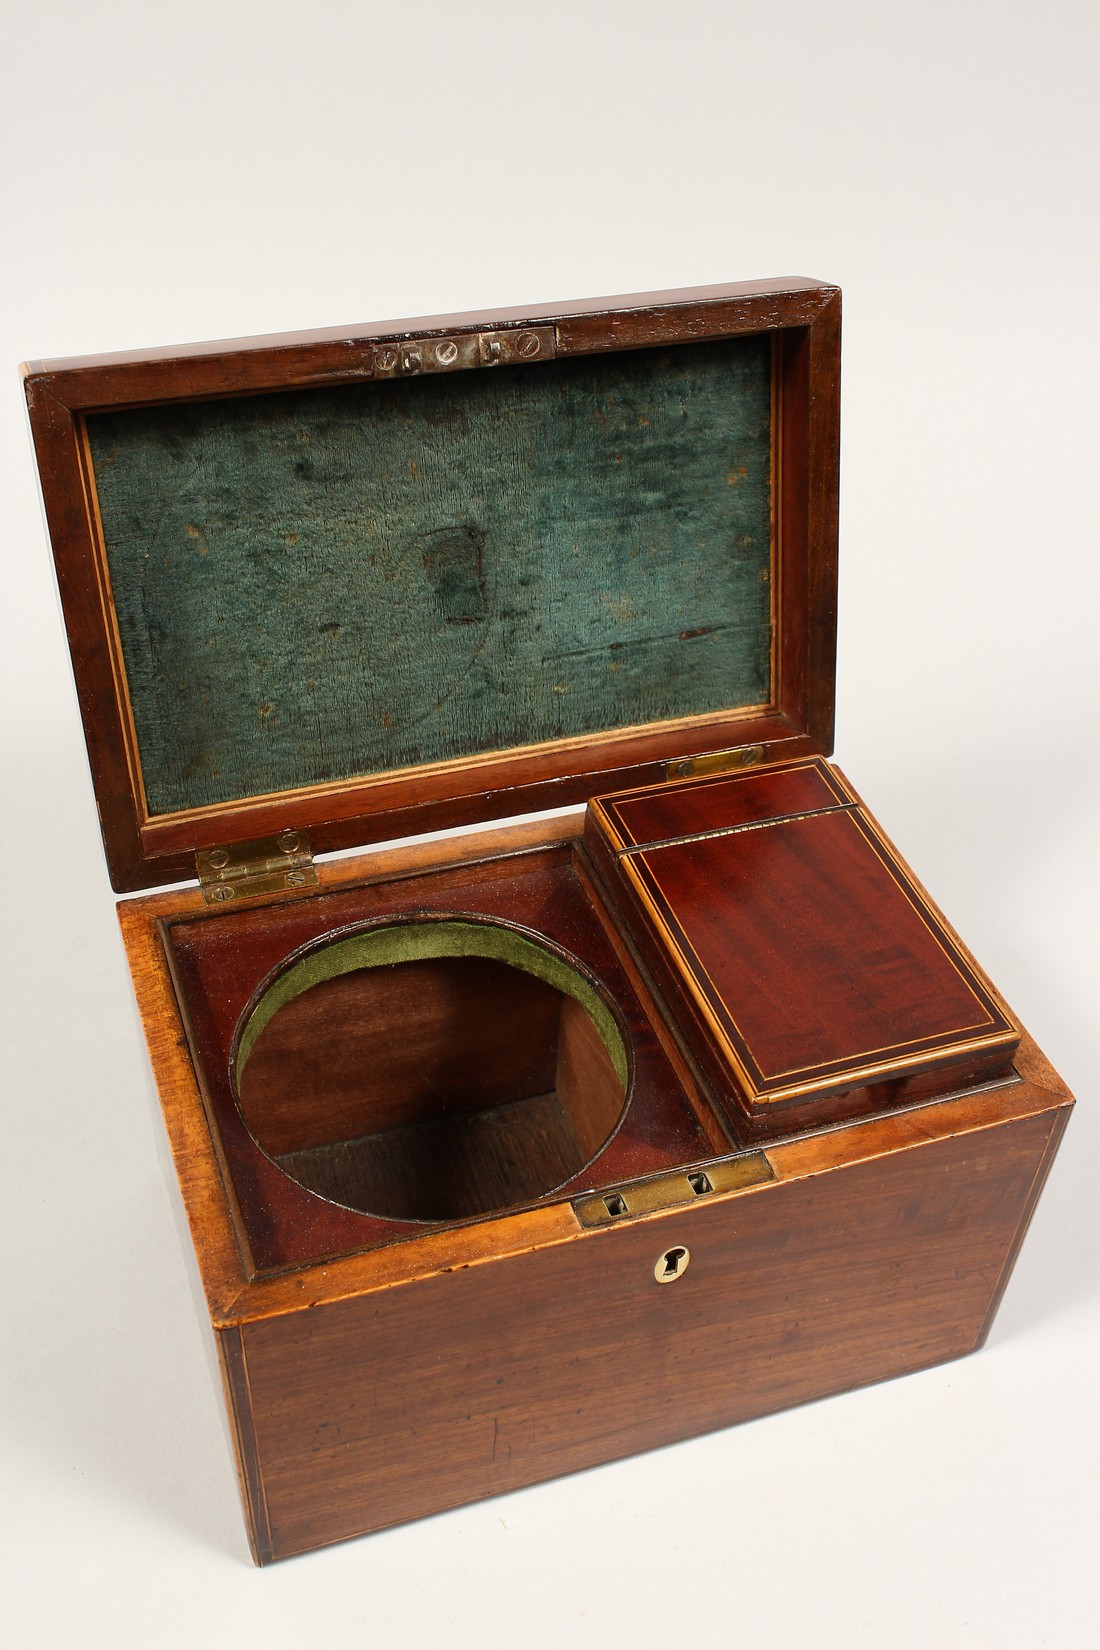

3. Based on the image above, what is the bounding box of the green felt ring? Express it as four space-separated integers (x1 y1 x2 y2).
236 919 629 1089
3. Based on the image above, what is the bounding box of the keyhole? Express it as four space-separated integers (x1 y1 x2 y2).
654 1244 690 1284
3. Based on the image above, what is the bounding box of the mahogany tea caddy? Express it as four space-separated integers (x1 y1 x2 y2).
23 278 1072 1562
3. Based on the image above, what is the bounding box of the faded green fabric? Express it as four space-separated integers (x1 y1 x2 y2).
235 920 629 1088
87 337 772 817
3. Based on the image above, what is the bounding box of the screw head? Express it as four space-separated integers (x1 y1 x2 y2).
435 339 459 366
285 869 308 888
207 848 229 869
277 829 300 854
375 347 397 372
515 330 541 358
209 884 234 903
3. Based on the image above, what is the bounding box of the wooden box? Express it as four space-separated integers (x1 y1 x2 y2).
23 278 1072 1563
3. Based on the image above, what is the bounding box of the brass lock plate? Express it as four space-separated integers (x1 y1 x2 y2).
572 1151 773 1228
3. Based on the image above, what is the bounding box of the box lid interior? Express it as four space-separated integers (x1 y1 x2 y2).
24 278 840 892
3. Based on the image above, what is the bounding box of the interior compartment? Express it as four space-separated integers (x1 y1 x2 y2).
234 921 629 1222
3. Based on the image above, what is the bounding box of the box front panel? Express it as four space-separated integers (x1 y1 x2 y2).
235 1105 1059 1560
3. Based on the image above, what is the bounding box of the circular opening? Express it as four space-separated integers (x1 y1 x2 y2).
234 920 630 1223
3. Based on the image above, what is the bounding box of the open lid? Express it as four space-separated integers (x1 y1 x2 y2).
23 277 840 893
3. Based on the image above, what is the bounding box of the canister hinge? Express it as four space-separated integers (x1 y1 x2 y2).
196 829 317 907
667 744 765 782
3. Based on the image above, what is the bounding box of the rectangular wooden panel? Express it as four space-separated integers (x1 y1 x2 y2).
586 759 1018 1117
234 1105 1061 1560
23 280 841 891
599 755 845 844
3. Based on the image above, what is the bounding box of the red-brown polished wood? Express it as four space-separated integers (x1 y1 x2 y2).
164 842 722 1273
25 276 1072 1567
22 279 841 892
599 755 846 844
236 1102 1064 1560
114 813 1071 1564
584 759 1018 1128
238 957 566 1153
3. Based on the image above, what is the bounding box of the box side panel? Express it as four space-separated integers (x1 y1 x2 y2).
238 1105 1061 1560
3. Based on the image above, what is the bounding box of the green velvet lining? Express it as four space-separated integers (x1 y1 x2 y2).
235 920 629 1088
87 336 772 817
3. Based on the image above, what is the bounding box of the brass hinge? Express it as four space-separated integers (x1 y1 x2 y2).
666 743 765 782
372 325 556 379
196 829 317 907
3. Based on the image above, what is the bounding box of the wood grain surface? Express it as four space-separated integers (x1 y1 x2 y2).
585 758 1018 1127
161 838 723 1273
235 1099 1067 1560
116 811 1072 1562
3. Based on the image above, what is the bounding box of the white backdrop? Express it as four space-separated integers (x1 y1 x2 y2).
2 4 1097 1646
